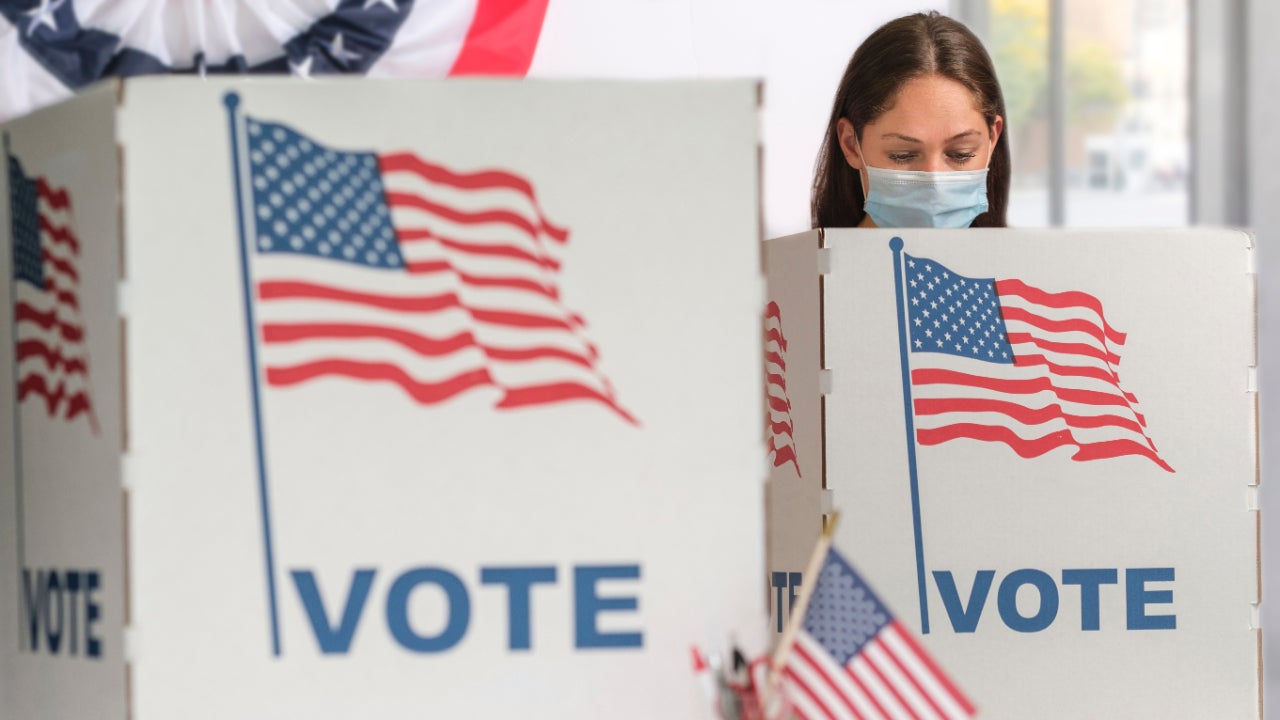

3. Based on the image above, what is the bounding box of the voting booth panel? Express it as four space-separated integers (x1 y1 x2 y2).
766 227 1260 718
763 231 824 624
2 78 767 719
0 84 126 720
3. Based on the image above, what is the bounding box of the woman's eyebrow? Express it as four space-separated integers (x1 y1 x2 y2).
879 130 982 143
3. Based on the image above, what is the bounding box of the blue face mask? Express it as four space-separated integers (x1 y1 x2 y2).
855 138 991 228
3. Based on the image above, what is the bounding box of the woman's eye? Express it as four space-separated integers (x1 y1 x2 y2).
888 153 916 163
949 152 978 163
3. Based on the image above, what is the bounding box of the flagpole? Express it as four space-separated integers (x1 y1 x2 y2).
224 92 282 657
4 132 29 651
768 510 840 686
889 236 930 634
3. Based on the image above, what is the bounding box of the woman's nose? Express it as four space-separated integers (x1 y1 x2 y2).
920 154 948 172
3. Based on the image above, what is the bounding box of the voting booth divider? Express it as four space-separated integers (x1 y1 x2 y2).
765 227 1261 718
0 78 769 718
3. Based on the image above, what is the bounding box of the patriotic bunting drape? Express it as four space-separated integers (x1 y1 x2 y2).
0 0 549 122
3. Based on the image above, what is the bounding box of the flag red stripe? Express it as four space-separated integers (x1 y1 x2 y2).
379 153 568 242
470 306 576 330
840 664 890 719
765 301 782 322
766 350 787 372
1006 332 1121 367
63 391 92 422
447 0 549 77
52 287 80 311
890 622 977 716
498 382 638 425
912 368 1132 409
485 344 595 367
1071 438 1174 472
767 327 788 352
16 374 91 419
36 178 71 210
16 302 84 342
1000 306 1114 351
385 191 558 256
39 216 80 255
1012 352 1138 403
41 248 78 282
396 226 561 271
257 280 578 331
266 360 494 404
262 322 595 368
794 642 864 718
782 666 839 720
856 649 914 719
917 422 1171 470
405 258 559 300
913 397 1146 436
770 443 801 472
875 633 949 720
259 280 458 312
768 394 792 414
769 418 794 436
16 339 88 375
996 279 1126 345
767 371 788 393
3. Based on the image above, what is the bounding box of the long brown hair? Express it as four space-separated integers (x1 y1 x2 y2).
811 12 1010 228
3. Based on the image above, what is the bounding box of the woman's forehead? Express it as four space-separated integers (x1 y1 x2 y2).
870 75 988 139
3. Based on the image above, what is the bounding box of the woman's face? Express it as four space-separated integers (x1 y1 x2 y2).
837 74 1003 224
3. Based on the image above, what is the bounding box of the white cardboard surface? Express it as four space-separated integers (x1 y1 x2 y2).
0 83 127 719
766 227 1259 718
2 78 767 719
116 78 765 718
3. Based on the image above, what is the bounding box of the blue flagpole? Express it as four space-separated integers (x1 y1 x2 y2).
889 236 930 634
224 92 282 656
4 132 29 651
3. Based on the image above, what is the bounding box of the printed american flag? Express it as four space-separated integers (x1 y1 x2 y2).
9 153 96 428
765 301 800 476
241 117 634 423
902 253 1172 472
782 546 974 720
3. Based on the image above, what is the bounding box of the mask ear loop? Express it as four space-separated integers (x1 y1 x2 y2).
851 128 869 198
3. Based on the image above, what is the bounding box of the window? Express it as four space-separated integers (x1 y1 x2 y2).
966 0 1190 227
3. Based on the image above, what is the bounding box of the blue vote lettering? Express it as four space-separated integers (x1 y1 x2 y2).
20 567 102 658
291 563 642 655
932 567 1174 633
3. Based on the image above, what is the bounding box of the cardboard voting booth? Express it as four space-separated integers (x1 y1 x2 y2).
765 228 1260 718
0 78 767 718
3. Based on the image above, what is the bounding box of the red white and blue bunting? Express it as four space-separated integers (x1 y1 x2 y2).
0 0 549 121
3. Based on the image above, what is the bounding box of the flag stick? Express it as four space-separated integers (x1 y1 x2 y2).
767 510 840 686
224 92 282 657
889 236 930 634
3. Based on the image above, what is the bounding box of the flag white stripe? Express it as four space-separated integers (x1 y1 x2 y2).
849 653 915 720
863 642 943 720
786 636 861 720
795 633 882 718
263 337 612 392
880 627 970 720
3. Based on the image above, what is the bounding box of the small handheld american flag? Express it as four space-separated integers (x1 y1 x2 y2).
780 546 975 720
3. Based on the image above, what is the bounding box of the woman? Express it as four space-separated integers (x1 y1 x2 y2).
812 12 1009 229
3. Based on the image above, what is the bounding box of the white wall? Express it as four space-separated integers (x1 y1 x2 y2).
527 0 947 238
1250 0 1279 713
